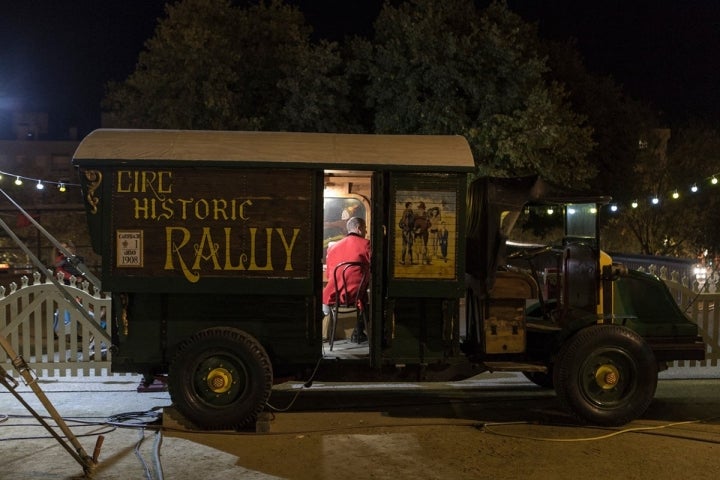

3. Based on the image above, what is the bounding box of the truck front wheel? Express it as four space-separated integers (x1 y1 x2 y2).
168 327 273 430
553 325 657 426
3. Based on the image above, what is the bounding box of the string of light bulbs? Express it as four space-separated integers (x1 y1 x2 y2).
529 171 720 216
0 167 718 208
605 171 720 213
0 170 80 192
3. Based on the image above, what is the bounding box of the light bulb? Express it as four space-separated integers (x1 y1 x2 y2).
58 183 67 192
691 184 698 193
631 200 639 209
36 180 44 190
672 190 679 199
14 176 22 186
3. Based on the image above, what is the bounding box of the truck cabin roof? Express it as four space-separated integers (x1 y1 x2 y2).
72 129 476 173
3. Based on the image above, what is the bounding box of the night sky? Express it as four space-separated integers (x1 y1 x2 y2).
1 0 718 137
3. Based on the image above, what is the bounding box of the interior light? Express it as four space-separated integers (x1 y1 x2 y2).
36 180 44 190
14 176 22 186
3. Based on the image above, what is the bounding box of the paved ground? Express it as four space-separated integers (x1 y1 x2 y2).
1 367 719 479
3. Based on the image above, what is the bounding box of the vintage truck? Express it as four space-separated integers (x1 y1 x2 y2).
71 129 705 430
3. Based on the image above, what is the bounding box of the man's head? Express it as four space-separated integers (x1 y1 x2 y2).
346 217 367 237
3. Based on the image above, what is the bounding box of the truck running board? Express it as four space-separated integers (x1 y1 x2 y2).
483 362 548 373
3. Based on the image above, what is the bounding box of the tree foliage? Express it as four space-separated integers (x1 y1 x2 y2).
362 0 596 186
275 39 358 132
543 39 656 201
104 0 596 186
103 0 348 131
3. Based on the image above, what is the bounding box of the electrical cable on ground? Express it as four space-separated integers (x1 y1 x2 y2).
478 416 720 444
134 428 153 480
153 430 165 480
265 355 324 413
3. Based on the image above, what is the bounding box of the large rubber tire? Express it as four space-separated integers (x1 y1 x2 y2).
553 325 657 426
168 327 273 430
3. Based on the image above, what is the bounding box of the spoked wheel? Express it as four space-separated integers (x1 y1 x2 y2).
554 325 657 426
168 327 273 430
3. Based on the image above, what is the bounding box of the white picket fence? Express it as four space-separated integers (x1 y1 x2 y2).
0 270 112 377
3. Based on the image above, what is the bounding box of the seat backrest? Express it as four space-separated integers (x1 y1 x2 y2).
333 261 368 309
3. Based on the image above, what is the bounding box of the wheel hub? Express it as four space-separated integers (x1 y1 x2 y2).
594 364 620 390
206 367 233 394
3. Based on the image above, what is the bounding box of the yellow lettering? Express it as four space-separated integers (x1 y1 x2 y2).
157 171 172 194
248 228 273 271
140 171 156 193
133 198 151 220
164 227 200 282
177 198 193 219
158 199 174 220
192 228 222 271
117 170 173 196
223 227 247 270
195 199 210 219
213 199 229 220
117 171 134 193
237 199 252 220
276 228 300 271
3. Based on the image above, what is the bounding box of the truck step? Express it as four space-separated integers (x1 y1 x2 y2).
483 362 548 373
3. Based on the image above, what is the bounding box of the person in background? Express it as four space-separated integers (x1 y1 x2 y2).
54 241 84 284
322 217 371 343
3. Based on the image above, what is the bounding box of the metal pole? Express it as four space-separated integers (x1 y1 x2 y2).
0 213 110 343
0 187 102 289
0 335 99 476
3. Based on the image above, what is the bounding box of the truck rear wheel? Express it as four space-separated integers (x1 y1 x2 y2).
168 327 273 430
553 325 657 426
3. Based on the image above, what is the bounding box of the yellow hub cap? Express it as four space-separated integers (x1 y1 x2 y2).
206 367 233 394
594 364 620 390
